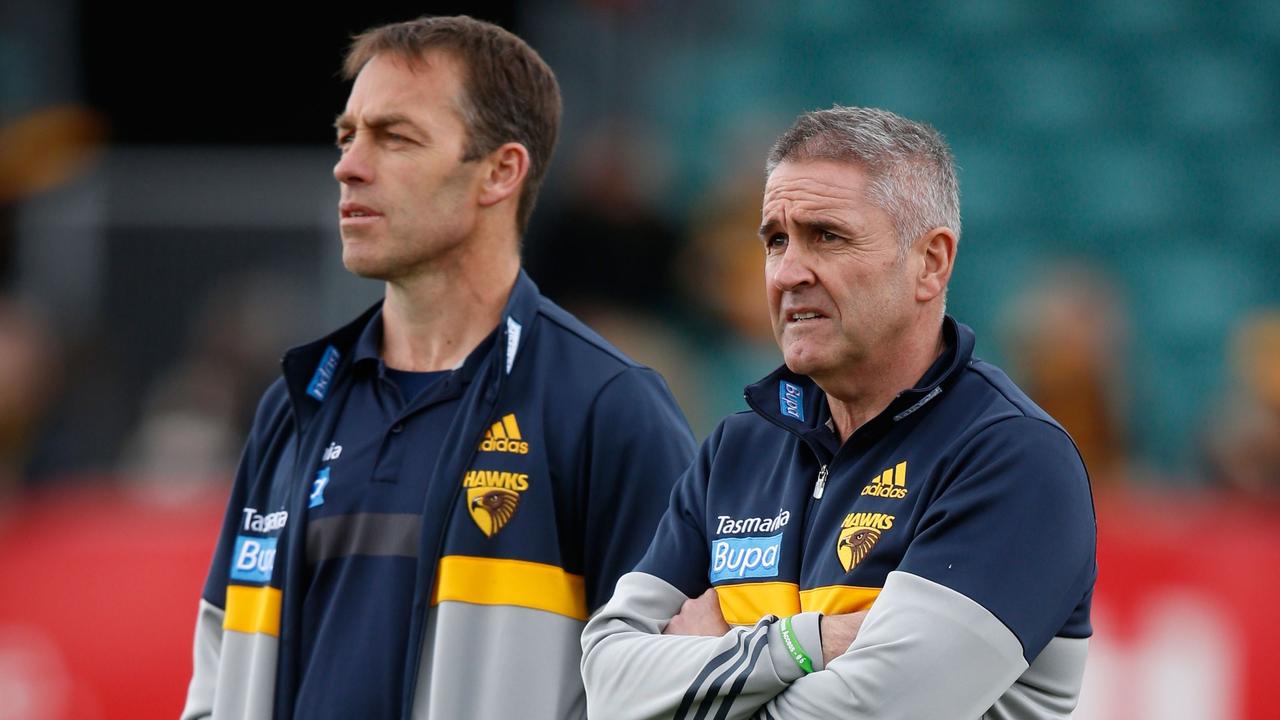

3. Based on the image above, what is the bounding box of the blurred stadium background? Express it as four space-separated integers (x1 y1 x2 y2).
1 1 1278 717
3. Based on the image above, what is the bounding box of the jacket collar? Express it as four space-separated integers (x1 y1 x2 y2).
280 269 544 429
744 315 975 443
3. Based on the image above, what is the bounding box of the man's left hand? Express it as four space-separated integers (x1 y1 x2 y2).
663 588 730 636
819 610 869 665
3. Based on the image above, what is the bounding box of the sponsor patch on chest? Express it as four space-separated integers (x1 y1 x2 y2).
710 533 783 581
230 535 278 582
715 509 791 536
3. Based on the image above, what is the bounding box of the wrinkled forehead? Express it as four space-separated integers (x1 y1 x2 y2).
762 159 872 214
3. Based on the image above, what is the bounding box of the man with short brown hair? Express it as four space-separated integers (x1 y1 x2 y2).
181 16 694 720
340 15 560 236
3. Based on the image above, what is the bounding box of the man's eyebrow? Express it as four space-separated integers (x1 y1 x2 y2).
333 113 427 135
758 214 856 240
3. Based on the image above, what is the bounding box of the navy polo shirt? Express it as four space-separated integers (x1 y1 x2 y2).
293 310 495 719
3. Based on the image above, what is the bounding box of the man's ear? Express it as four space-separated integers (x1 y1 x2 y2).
915 227 957 303
477 142 530 208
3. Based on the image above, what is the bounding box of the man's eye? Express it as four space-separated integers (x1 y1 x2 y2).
764 234 788 251
819 230 842 242
335 133 353 149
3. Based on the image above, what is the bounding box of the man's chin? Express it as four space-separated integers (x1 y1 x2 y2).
782 351 820 378
341 253 395 281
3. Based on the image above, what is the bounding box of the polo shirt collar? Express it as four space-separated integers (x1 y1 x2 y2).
281 269 544 427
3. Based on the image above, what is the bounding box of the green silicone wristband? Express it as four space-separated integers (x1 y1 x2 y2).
778 615 816 674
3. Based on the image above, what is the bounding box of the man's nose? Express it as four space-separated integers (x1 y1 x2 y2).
769 241 816 291
333 139 371 185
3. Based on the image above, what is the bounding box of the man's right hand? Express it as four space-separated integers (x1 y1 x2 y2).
819 610 869 665
663 588 730 637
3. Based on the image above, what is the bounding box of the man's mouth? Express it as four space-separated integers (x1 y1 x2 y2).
789 311 824 322
340 202 382 220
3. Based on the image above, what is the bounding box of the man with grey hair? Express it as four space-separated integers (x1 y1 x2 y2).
582 106 1096 718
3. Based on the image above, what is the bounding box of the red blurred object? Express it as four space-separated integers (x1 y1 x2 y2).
1 484 1279 718
0 483 224 719
1086 490 1280 719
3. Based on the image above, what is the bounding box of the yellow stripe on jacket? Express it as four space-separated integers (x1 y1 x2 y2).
432 555 588 621
715 582 881 625
223 584 283 636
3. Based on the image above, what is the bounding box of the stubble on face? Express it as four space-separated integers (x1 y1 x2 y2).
761 160 914 383
335 52 481 283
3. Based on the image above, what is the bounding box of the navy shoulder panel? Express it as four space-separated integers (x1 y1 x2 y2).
534 297 641 371
202 376 298 608
963 359 1061 430
632 418 731 597
715 409 777 441
899 413 1096 661
253 377 293 431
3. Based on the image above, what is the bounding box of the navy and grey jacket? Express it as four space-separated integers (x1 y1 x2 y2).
182 271 696 719
582 317 1097 719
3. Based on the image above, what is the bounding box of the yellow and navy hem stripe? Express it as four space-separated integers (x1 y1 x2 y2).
716 581 881 625
223 584 283 636
431 555 588 621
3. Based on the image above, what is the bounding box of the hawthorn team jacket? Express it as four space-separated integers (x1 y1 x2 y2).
181 271 696 719
582 317 1097 719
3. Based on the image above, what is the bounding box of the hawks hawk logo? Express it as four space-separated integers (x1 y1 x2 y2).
836 527 880 572
461 469 529 537
836 511 895 572
468 487 520 537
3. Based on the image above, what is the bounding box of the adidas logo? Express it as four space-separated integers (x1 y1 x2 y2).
860 461 908 499
478 413 530 454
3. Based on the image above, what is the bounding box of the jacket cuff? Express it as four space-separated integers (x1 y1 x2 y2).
767 611 825 682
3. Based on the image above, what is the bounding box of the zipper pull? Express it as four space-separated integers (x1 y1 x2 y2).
813 465 829 499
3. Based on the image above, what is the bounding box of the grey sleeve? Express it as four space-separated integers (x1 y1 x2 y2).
984 635 1089 720
180 599 223 720
581 571 824 720
752 571 1038 720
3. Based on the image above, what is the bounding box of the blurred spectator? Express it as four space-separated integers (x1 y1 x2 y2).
679 173 773 346
0 100 107 487
1000 265 1132 490
1206 310 1280 496
0 300 58 497
569 302 708 433
522 120 712 426
0 106 104 206
117 357 242 496
673 170 780 435
0 106 105 289
525 120 683 313
119 271 307 494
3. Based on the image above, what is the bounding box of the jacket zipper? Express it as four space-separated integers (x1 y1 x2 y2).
813 464 829 499
742 390 833 500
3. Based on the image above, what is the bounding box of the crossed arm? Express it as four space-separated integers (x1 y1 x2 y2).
665 588 866 668
580 569 1031 720
581 418 1096 718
